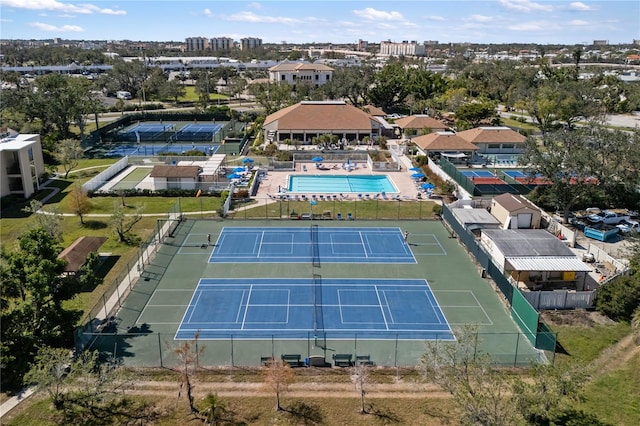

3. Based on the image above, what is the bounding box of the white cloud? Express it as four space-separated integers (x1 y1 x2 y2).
353 7 404 21
567 19 589 26
29 21 83 32
2 0 126 15
466 15 493 22
224 11 299 25
247 2 262 9
569 2 594 11
100 8 126 16
428 15 445 21
499 0 553 13
203 8 213 17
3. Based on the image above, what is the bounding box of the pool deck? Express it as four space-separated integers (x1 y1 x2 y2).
255 161 430 203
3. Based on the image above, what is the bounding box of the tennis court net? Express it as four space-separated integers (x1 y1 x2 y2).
310 224 320 267
312 273 324 335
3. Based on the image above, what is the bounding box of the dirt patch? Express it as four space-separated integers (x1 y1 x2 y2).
541 310 614 327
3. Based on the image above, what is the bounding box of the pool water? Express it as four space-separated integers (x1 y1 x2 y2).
288 175 397 193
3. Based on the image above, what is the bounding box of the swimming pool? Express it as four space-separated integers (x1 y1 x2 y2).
287 175 398 193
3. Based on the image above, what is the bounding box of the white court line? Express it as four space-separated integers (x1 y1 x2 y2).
374 285 389 330
432 290 494 326
359 232 370 258
381 290 395 324
256 231 265 257
235 289 246 323
241 285 253 330
433 234 447 255
424 290 443 325
470 291 494 325
187 290 204 323
286 289 291 325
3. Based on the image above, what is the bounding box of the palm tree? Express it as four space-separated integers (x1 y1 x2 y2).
201 393 227 426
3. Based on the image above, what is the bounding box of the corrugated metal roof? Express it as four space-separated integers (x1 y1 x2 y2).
452 208 501 225
483 229 574 257
506 256 592 272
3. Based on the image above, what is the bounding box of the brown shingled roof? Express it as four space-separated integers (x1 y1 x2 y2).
457 127 527 144
394 115 448 130
57 236 107 273
264 101 374 131
412 132 479 151
149 165 201 178
361 105 386 116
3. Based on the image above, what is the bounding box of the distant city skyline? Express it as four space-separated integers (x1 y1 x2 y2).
0 0 638 45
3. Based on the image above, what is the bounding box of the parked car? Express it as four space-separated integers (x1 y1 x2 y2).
616 219 639 233
587 210 630 225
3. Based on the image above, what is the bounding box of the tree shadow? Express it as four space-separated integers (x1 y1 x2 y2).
80 255 120 293
366 402 403 424
283 400 324 425
83 219 108 229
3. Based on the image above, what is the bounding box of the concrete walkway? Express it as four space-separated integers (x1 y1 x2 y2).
0 388 35 419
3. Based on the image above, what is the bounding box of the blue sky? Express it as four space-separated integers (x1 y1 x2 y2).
0 0 638 45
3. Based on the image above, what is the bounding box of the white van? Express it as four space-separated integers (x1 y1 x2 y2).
116 90 132 100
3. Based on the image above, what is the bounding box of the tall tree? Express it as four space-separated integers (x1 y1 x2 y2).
68 183 92 224
350 363 371 414
174 337 204 415
25 347 155 423
368 62 410 111
22 200 63 241
325 63 375 106
521 126 640 223
110 202 143 244
263 358 294 411
248 82 294 114
455 100 497 128
0 228 80 389
7 74 98 138
55 138 84 179
102 59 149 98
420 325 520 426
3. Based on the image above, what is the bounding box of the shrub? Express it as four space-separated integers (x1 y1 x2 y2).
595 275 640 322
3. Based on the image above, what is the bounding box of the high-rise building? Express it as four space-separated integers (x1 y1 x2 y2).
185 37 209 52
240 37 263 50
380 40 425 57
210 37 234 51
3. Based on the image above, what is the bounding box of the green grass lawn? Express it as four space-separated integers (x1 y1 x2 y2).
553 322 631 364
580 352 640 425
179 86 230 103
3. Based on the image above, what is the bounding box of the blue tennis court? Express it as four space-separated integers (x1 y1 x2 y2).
503 170 526 178
176 123 223 141
175 278 454 340
126 123 176 133
461 170 497 178
209 227 417 264
106 143 220 157
180 123 222 133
